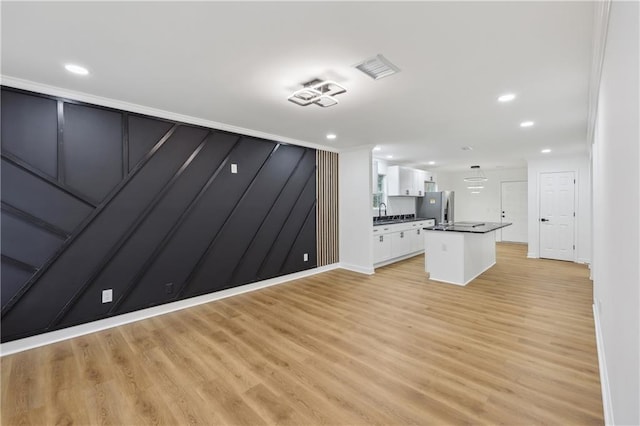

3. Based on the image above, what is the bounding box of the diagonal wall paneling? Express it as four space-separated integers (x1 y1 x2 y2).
0 86 319 342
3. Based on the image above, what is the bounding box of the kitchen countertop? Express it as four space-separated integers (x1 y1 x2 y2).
424 222 512 233
373 217 435 226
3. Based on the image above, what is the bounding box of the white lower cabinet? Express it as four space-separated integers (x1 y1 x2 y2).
373 233 392 264
373 221 429 267
390 231 411 257
409 222 426 252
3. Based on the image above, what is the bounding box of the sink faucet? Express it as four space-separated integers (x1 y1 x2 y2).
378 202 387 218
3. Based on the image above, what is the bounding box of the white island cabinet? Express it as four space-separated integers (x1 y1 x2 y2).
423 222 511 285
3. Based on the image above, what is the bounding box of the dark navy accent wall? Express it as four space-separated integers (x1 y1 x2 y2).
0 86 318 343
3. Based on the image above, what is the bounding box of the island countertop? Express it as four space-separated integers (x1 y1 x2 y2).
424 222 511 234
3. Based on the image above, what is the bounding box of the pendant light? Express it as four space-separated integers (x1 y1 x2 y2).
463 165 488 183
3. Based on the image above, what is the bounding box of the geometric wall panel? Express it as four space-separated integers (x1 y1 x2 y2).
63 103 123 202
128 115 174 171
1 90 58 178
0 86 318 342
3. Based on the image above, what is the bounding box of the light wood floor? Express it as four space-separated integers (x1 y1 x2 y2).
1 243 603 425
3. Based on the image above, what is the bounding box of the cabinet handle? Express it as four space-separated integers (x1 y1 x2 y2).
379 236 384 242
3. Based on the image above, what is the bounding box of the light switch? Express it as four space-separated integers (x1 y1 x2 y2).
303 253 308 262
231 163 238 174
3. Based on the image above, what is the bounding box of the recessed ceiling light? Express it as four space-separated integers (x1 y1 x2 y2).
428 161 435 165
541 148 551 153
520 121 535 127
373 147 382 151
64 64 89 75
471 191 481 194
467 186 484 189
498 93 516 102
461 146 473 151
386 155 393 159
326 133 337 140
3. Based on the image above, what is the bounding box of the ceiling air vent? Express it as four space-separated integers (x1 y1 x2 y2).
354 54 401 80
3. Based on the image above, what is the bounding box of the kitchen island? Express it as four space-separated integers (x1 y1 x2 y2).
423 222 511 285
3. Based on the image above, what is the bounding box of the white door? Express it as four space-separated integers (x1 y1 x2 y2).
539 172 575 261
501 181 528 242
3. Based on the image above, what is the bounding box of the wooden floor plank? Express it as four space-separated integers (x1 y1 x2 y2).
0 243 603 425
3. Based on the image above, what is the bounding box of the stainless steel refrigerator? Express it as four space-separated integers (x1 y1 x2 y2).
416 191 455 224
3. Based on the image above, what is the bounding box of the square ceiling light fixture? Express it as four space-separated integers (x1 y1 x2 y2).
355 54 401 80
288 79 346 107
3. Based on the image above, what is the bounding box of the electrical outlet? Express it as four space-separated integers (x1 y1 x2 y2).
303 253 308 262
165 282 174 294
102 289 113 303
231 163 238 174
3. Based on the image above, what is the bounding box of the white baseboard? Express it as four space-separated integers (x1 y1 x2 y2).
0 264 340 356
339 263 375 275
527 252 538 259
593 303 615 425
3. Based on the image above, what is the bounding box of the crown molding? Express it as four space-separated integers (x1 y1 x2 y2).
586 0 612 146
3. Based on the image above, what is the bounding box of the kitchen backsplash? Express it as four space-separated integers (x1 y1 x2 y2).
373 196 416 216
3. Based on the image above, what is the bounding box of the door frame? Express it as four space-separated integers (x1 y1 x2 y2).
537 171 577 262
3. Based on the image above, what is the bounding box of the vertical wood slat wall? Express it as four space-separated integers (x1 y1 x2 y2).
316 150 339 266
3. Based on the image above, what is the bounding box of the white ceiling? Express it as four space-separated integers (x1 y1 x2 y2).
1 1 595 171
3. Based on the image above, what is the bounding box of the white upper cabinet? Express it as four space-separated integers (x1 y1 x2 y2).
414 169 426 197
387 165 430 196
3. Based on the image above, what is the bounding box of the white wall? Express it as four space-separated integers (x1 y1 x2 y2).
592 2 639 424
339 147 374 274
526 156 591 263
437 168 527 241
